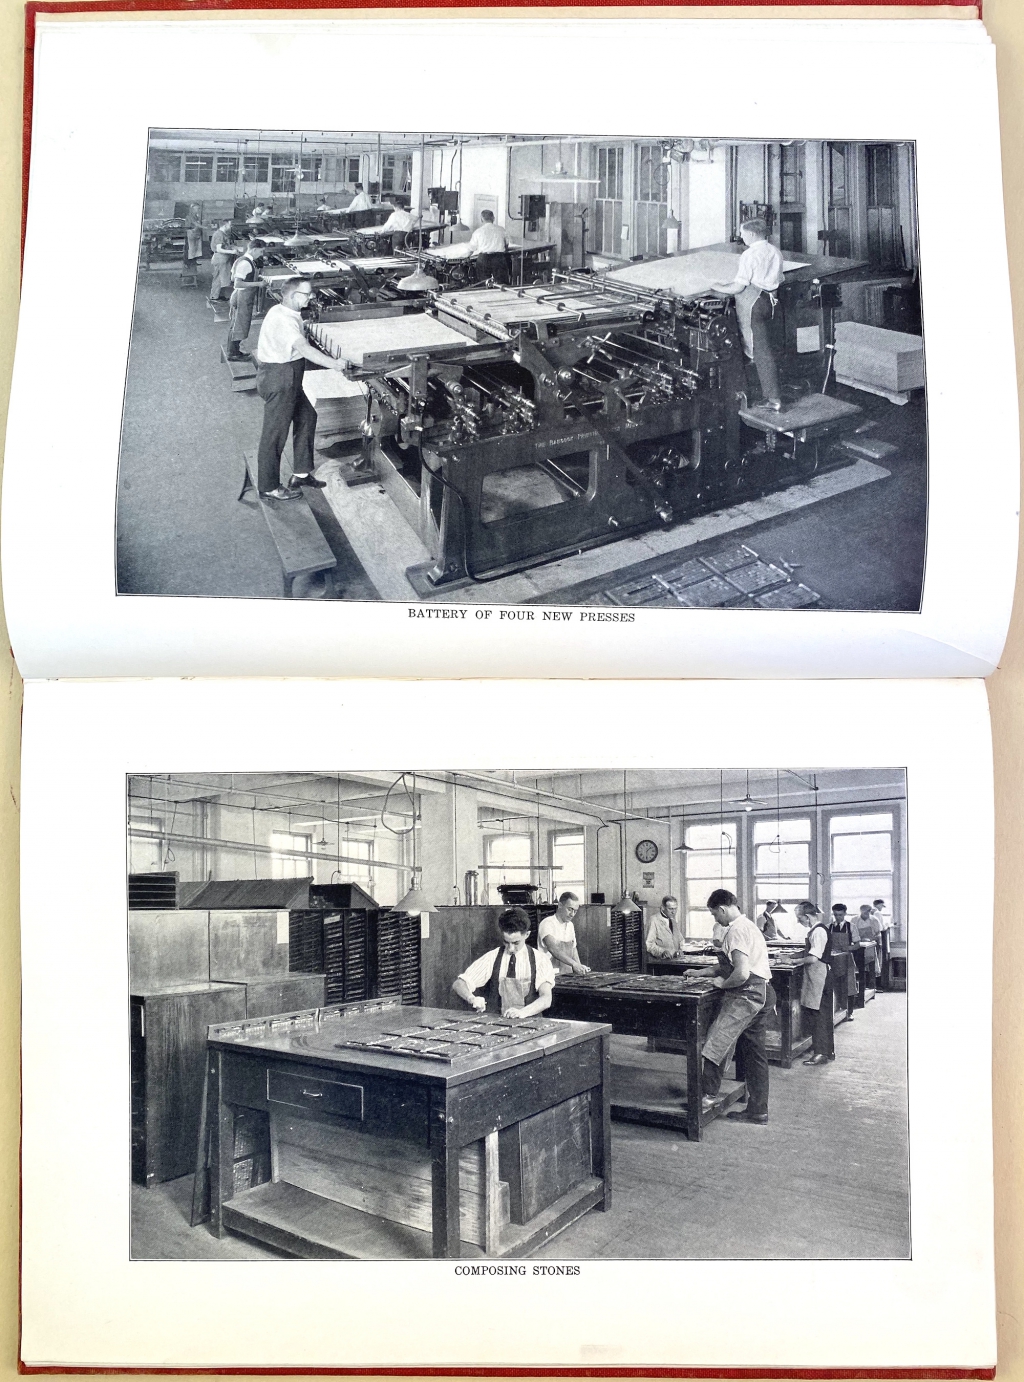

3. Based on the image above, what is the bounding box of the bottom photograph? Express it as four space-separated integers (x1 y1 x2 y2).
127 767 909 1262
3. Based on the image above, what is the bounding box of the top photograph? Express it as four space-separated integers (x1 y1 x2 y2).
119 129 926 609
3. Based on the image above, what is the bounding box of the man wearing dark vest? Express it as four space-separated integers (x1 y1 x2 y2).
452 907 555 1019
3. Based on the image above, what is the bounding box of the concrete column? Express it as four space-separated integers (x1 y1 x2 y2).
417 783 480 909
411 149 424 214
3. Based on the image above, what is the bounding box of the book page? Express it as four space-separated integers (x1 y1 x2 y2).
19 677 995 1370
2 14 1017 679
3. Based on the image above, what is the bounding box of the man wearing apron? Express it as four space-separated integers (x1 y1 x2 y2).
184 204 203 267
797 902 835 1065
208 219 235 303
711 217 785 412
828 904 861 1019
538 892 591 977
700 889 775 1125
452 907 556 1020
226 240 262 362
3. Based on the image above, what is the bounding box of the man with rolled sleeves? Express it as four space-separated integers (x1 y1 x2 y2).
700 888 775 1125
252 278 348 503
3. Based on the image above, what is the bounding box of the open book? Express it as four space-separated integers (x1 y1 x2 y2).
6 7 1012 1375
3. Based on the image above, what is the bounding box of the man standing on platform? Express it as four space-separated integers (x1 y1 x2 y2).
252 278 348 503
226 239 262 362
700 888 775 1125
452 907 555 1020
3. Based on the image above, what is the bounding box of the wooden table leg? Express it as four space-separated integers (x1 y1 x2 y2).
209 1051 233 1239
590 1033 613 1211
431 1091 461 1259
685 1009 704 1143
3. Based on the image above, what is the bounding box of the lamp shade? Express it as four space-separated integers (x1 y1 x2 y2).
615 891 640 916
396 884 434 914
398 266 439 293
673 839 692 852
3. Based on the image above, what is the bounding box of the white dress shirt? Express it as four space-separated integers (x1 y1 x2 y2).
736 238 785 292
468 222 508 255
256 304 307 364
381 208 417 232
457 944 555 993
346 191 372 212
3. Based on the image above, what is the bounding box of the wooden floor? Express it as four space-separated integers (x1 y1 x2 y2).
131 991 909 1261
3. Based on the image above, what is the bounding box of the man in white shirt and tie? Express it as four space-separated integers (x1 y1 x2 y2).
346 183 372 213
712 217 785 413
467 210 510 283
253 278 348 502
452 908 555 1019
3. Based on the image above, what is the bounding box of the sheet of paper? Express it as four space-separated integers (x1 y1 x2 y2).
1 14 1017 680
18 676 995 1370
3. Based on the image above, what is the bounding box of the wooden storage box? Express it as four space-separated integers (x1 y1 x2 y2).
834 321 924 403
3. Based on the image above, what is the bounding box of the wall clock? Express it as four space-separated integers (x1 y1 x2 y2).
634 839 659 863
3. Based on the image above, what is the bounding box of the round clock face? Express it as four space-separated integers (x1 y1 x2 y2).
635 839 659 863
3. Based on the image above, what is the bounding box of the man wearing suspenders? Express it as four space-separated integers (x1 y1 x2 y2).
798 902 835 1065
452 907 555 1020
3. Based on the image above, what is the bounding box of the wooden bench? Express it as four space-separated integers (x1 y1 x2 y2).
239 452 338 598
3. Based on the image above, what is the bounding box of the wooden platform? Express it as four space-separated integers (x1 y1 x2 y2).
609 1061 744 1134
239 452 338 598
221 346 257 392
739 392 862 439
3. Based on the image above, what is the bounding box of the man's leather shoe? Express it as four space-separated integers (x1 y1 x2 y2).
261 487 302 502
289 473 327 490
726 1109 769 1124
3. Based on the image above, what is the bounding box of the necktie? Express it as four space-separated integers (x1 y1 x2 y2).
507 951 517 977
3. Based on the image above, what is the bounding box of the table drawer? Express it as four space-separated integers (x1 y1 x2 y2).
267 1068 364 1121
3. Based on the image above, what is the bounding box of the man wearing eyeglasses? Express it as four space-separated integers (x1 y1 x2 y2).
253 278 349 503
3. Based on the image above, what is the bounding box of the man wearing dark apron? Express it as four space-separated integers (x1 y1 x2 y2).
701 889 776 1125
452 906 556 1020
711 217 785 412
828 904 860 1019
799 903 835 1065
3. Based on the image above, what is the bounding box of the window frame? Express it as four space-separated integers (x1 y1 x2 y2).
269 829 313 880
183 153 214 184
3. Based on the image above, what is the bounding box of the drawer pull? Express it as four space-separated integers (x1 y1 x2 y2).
301 1090 324 1098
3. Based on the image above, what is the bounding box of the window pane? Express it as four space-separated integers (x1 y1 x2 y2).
487 834 531 868
685 823 737 851
829 875 892 914
216 155 239 183
688 879 732 912
753 818 810 843
830 813 893 835
832 833 892 871
686 851 738 882
551 832 584 898
184 155 213 183
755 841 809 874
755 879 809 903
148 152 182 183
270 830 311 880
244 155 269 182
686 907 715 939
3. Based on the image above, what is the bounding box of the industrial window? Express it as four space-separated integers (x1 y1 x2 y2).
345 156 361 184
550 830 585 901
271 156 300 193
483 833 532 904
129 814 164 872
828 812 894 917
780 144 805 205
148 151 182 183
339 838 373 890
243 154 270 183
753 817 811 911
633 143 669 259
380 154 412 194
270 829 313 880
682 821 738 938
591 145 625 257
301 155 323 183
215 155 239 183
183 154 214 183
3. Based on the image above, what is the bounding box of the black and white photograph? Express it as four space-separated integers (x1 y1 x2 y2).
117 131 927 609
129 767 909 1262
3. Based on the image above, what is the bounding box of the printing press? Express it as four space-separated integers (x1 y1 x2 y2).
260 255 432 320
400 241 557 290
308 261 864 596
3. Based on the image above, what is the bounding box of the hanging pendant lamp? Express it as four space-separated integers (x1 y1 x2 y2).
396 770 436 914
615 769 639 916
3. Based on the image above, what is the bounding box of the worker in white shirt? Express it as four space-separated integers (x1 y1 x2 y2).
208 219 235 303
797 902 835 1065
253 278 348 503
537 892 591 977
711 217 785 412
468 210 510 283
226 239 262 361
346 184 372 213
452 907 555 1019
700 888 775 1124
770 904 810 945
184 204 203 266
871 898 893 983
247 203 269 225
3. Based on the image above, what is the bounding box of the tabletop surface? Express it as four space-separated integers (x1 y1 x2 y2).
209 1003 610 1086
